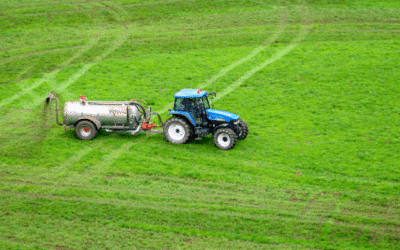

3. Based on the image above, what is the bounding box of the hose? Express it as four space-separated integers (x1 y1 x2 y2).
129 102 146 122
134 99 149 109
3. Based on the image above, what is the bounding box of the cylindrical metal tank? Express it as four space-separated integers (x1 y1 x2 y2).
63 101 141 127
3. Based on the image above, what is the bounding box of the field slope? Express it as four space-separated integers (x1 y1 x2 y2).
0 0 400 249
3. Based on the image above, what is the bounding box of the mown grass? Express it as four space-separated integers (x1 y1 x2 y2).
0 0 400 249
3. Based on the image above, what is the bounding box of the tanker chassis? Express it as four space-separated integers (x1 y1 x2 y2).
46 89 248 150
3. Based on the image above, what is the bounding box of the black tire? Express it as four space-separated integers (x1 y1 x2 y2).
213 127 237 150
163 117 193 144
237 119 249 140
75 120 98 140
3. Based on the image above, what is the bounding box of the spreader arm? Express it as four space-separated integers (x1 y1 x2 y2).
45 93 63 126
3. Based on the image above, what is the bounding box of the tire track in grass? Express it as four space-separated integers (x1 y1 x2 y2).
103 9 290 171
0 211 305 250
212 3 313 103
100 1 131 22
157 8 289 115
213 24 310 103
0 36 102 108
0 182 314 214
83 140 136 177
0 29 129 164
2 186 396 239
0 190 340 240
54 138 142 179
34 21 132 174
42 29 131 102
3 25 132 175
0 46 81 66
46 140 104 175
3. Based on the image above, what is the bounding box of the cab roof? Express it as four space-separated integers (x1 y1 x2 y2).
174 89 207 98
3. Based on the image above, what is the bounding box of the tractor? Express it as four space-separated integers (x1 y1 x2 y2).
164 89 248 150
45 89 248 150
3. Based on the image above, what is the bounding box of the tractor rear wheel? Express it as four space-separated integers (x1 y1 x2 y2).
75 120 98 140
164 117 192 144
213 127 237 150
237 119 249 140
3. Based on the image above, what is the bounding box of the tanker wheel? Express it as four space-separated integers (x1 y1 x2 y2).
163 117 192 144
237 119 249 140
213 127 237 150
75 120 98 140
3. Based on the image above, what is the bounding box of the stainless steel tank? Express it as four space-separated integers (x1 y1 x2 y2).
63 101 142 128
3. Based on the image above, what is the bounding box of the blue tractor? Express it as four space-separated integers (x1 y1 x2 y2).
164 89 248 150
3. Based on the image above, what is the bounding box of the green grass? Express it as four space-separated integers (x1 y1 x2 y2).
1 0 400 249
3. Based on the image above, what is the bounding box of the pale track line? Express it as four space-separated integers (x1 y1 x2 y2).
91 9 289 172
0 28 128 162
39 19 133 166
7 24 133 178
214 9 312 103
0 45 81 65
1 0 188 15
100 1 131 22
0 36 101 108
48 144 100 174
27 29 131 107
158 8 289 115
97 9 290 168
86 141 135 176
43 7 133 103
24 29 132 177
0 190 329 223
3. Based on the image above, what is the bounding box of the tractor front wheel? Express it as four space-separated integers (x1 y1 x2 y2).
213 127 237 150
164 117 192 144
75 120 98 140
237 119 249 140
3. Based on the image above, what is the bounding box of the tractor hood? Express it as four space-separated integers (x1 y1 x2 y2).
206 109 239 122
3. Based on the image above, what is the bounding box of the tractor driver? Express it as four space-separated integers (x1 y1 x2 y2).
180 98 196 110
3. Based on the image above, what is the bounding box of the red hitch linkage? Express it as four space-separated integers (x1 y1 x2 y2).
142 121 156 131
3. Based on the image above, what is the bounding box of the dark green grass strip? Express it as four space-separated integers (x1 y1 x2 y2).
2 183 398 230
0 240 46 250
0 210 309 249
1 193 398 249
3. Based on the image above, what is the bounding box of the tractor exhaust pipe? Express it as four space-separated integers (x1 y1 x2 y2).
45 92 63 126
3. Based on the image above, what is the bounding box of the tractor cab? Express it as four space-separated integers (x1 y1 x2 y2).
173 89 210 126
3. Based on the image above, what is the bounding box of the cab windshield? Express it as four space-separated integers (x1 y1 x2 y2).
202 96 210 109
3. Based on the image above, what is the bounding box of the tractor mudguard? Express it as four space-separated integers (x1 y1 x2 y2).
212 123 235 134
168 111 196 126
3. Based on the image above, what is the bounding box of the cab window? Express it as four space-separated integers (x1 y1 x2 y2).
174 98 184 110
202 96 210 109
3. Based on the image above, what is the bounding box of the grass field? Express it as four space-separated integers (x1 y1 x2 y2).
1 0 400 249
